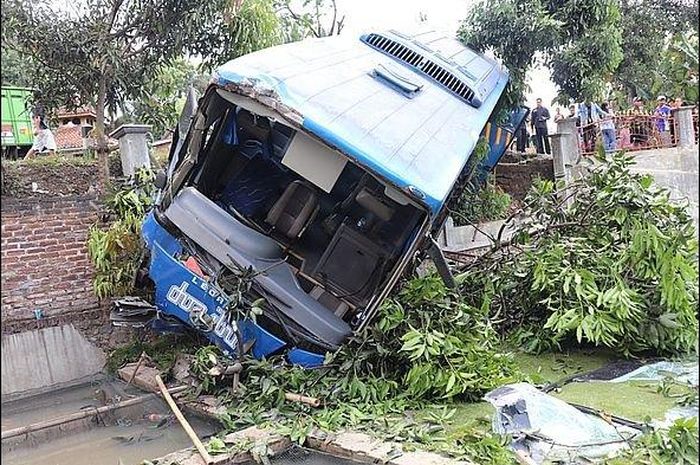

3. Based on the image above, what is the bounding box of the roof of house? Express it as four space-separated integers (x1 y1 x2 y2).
54 125 83 149
213 30 509 214
57 106 97 119
54 124 117 150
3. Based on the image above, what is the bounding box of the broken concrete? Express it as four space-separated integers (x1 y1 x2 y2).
152 426 291 465
151 425 472 465
184 395 228 417
306 430 472 465
117 361 162 393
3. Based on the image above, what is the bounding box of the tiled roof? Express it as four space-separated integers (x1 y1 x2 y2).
55 125 83 149
56 106 97 118
54 125 117 150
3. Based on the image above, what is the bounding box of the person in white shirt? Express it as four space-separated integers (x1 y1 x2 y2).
599 102 616 152
25 110 57 159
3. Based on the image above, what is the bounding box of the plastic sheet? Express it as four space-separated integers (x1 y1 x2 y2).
485 383 640 464
657 406 700 428
609 360 698 386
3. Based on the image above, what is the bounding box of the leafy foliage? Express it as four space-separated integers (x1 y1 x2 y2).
181 273 520 462
0 45 35 87
200 0 282 68
87 168 155 298
612 0 699 103
606 417 699 465
275 0 345 42
457 0 562 108
453 175 512 226
125 58 208 140
458 0 623 104
105 334 192 373
659 32 700 103
460 153 699 356
2 0 281 183
369 276 520 400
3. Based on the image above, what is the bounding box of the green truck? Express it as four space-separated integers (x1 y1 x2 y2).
1 86 34 158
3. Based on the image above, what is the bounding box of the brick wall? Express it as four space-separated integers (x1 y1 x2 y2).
1 195 104 333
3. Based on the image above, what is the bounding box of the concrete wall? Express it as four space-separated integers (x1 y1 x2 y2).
1 324 106 400
1 195 103 333
628 146 699 231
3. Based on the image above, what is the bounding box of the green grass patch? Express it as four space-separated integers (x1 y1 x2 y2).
5 154 97 167
105 334 195 374
512 348 617 384
553 380 680 422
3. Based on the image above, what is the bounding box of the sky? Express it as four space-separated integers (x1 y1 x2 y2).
48 0 562 121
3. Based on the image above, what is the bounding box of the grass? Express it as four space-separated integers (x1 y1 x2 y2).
4 153 98 167
105 334 196 374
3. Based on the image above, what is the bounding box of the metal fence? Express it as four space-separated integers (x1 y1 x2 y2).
578 114 676 156
578 108 699 156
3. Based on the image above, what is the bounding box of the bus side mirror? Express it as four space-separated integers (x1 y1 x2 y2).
154 169 167 190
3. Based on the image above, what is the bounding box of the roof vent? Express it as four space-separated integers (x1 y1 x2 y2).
362 32 479 107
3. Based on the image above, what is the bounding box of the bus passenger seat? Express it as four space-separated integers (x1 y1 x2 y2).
266 181 318 239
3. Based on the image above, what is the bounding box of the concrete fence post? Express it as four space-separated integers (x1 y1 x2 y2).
109 124 152 177
550 133 569 185
552 117 581 182
552 117 582 207
674 106 697 148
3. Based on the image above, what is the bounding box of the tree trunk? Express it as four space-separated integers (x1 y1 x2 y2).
95 74 110 189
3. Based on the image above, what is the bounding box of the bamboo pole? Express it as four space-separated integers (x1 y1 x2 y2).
155 375 213 464
284 392 321 407
1 385 188 441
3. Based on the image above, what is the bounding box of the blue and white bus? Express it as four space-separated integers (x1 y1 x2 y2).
132 30 527 367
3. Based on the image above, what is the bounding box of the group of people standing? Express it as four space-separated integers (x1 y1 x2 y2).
514 95 685 155
515 98 551 154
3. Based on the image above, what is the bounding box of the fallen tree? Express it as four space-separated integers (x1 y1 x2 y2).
459 152 699 356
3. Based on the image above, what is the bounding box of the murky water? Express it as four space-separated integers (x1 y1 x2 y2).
272 447 368 465
1 377 218 465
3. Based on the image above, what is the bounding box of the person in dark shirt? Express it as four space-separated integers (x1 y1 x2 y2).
531 98 551 154
516 116 530 152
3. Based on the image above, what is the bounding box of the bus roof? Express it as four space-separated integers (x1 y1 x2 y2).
213 30 509 214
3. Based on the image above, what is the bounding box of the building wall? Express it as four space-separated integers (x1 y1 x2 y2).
152 139 172 165
1 195 103 333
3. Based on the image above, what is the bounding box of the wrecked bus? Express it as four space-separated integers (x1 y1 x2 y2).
127 30 525 367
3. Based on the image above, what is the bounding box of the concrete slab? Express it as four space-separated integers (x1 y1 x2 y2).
1 324 105 401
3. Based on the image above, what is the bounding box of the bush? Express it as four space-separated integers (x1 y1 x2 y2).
453 175 512 226
606 417 699 465
188 275 520 462
340 275 520 401
460 153 699 356
87 168 155 298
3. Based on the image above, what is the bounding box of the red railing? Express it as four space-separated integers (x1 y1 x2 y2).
578 107 699 156
578 114 677 156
